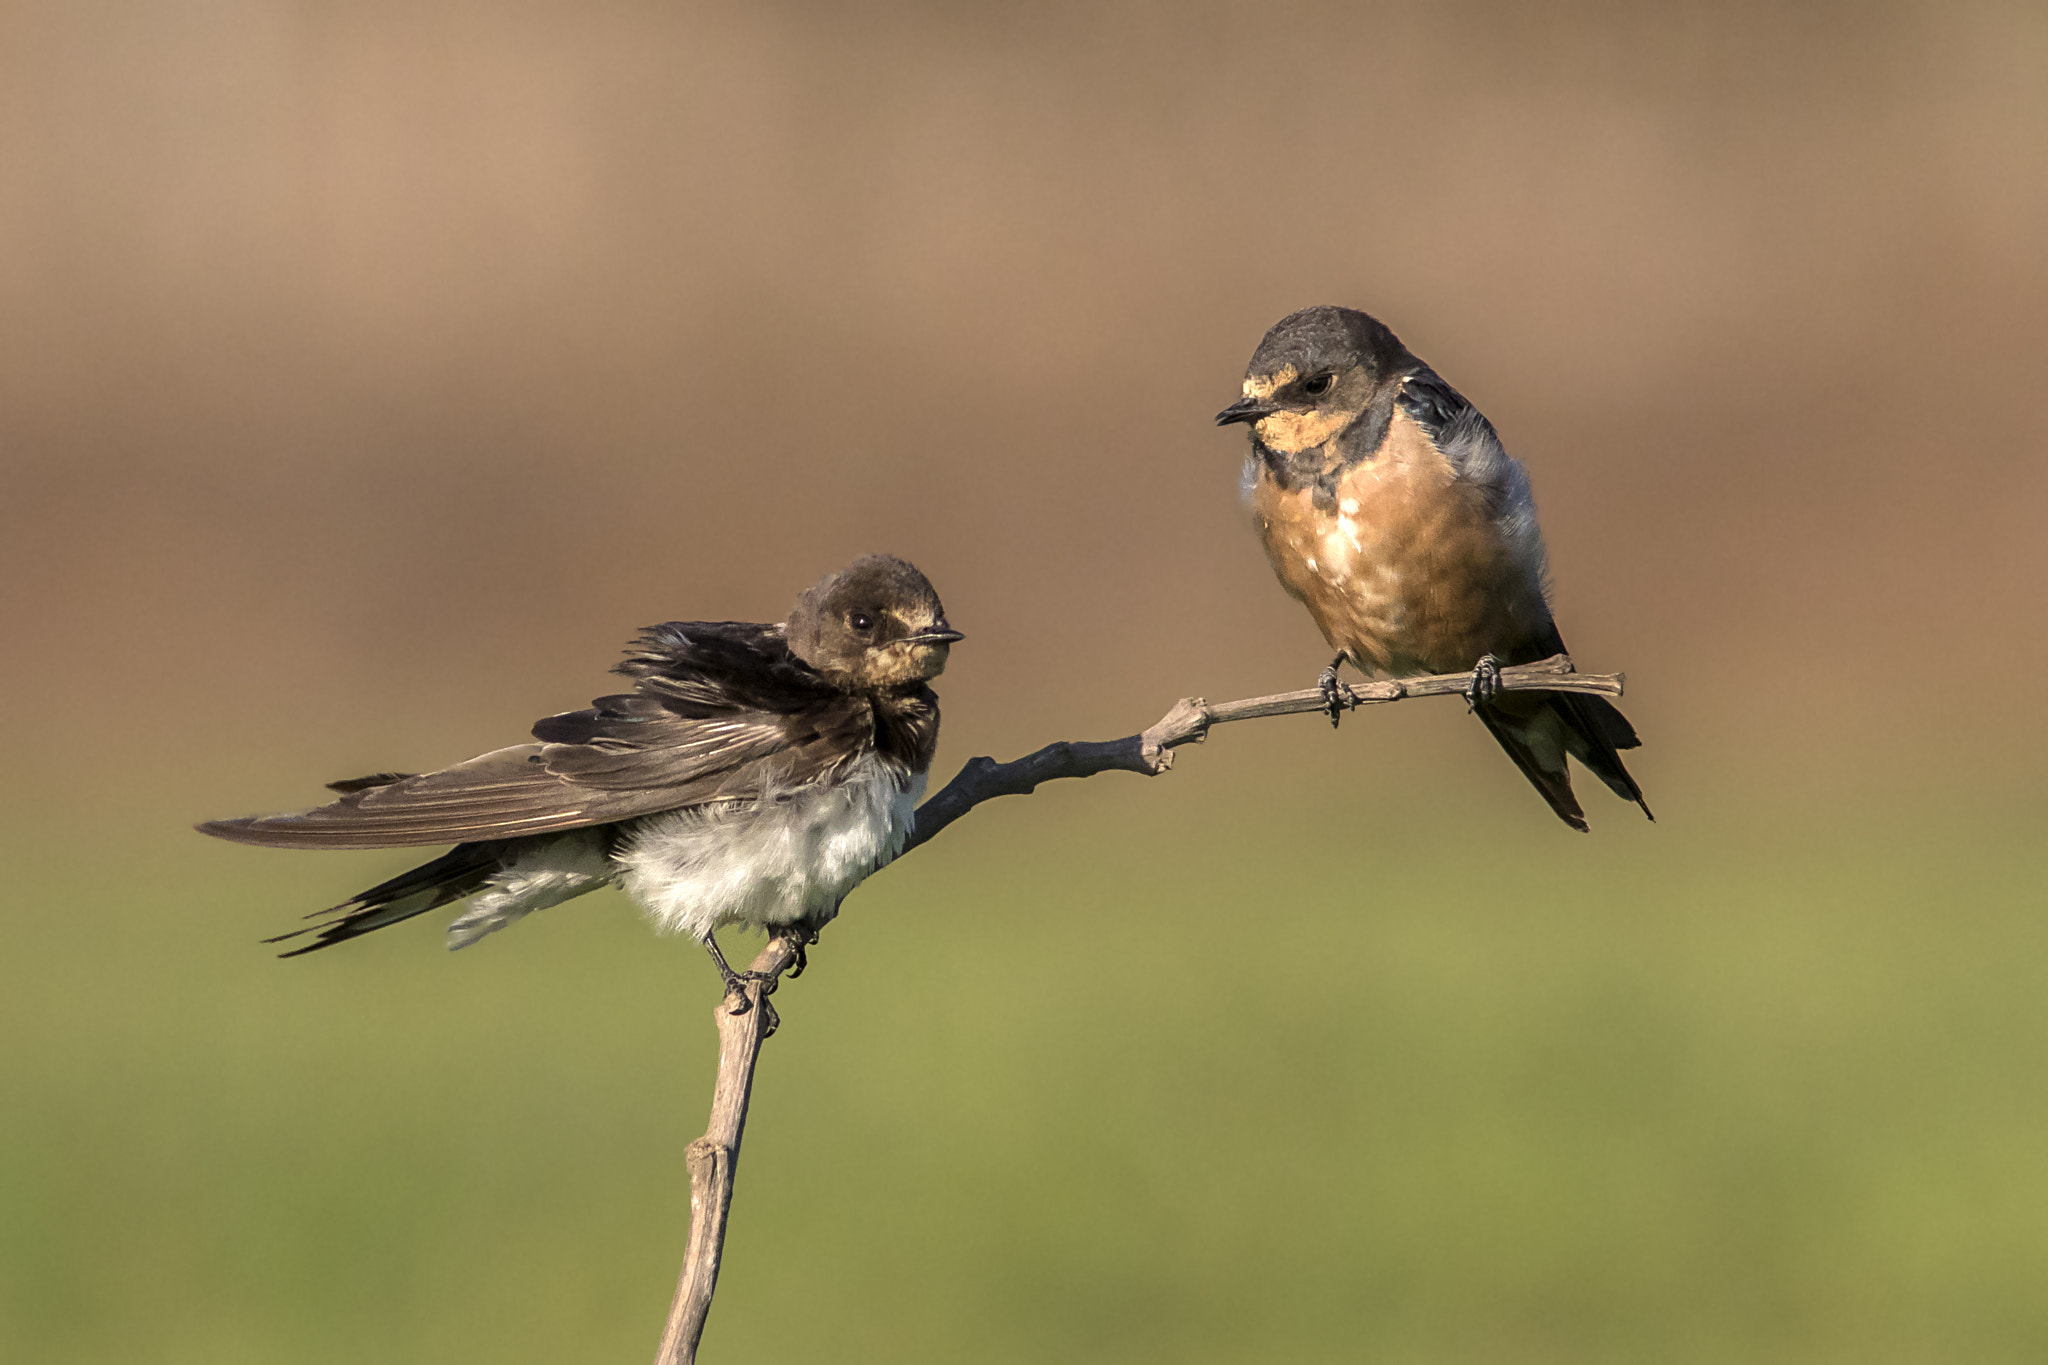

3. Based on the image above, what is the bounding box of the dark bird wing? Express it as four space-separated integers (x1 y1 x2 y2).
198 621 874 849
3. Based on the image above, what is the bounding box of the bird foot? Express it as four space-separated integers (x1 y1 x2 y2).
717 969 751 1013
729 966 783 995
704 933 781 1025
1317 656 1358 729
722 988 780 1035
1465 654 1503 712
785 929 818 979
719 971 783 1035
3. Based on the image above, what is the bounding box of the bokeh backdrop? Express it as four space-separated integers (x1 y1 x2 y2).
4 2 2046 1361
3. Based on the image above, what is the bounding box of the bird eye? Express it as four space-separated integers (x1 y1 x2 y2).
850 612 874 630
1302 373 1334 397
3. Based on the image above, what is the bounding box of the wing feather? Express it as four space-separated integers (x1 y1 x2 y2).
198 620 876 850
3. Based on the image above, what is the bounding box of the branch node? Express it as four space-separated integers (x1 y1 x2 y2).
1139 696 1211 769
684 1136 724 1185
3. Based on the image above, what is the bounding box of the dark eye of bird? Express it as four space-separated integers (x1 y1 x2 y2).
1302 373 1334 397
850 612 874 631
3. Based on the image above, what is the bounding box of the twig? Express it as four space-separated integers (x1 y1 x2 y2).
903 653 1619 852
654 933 801 1365
652 653 1618 1360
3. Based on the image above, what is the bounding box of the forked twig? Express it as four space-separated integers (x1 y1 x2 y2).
652 654 1620 1361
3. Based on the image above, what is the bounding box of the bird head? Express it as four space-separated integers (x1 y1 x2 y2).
786 554 962 690
1215 305 1409 454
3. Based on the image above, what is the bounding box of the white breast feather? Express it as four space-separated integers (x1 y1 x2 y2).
614 751 926 941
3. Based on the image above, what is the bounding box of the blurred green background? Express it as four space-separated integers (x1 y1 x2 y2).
4 1 2047 1361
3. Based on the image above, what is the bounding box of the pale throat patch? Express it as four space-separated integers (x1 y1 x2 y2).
1256 408 1350 454
865 639 949 687
1247 364 1371 455
878 607 951 684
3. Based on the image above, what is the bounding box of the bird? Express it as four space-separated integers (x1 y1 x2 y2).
199 554 963 993
1215 305 1650 831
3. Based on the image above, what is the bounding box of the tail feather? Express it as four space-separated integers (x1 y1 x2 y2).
1570 693 1640 751
1476 690 1651 831
266 844 500 957
1495 627 1651 826
1553 693 1652 819
1475 704 1589 832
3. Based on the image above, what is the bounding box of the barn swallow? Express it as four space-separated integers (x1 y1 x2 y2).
1217 306 1649 831
199 554 963 992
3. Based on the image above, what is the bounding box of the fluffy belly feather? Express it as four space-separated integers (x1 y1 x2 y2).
613 751 926 941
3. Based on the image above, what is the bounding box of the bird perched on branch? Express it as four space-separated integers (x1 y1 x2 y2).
1217 305 1650 831
199 554 962 995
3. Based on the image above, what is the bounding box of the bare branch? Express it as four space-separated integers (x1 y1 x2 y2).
903 654 1618 853
652 653 1620 1361
654 933 801 1365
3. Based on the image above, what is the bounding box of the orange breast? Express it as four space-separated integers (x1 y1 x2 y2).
1250 411 1542 677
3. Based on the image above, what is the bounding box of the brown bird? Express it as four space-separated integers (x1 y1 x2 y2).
1217 305 1649 831
199 554 962 989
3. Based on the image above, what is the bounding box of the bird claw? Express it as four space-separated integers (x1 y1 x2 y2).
785 932 814 979
720 969 782 1030
705 930 806 1036
719 973 752 1013
1317 657 1358 728
722 986 779 1035
1465 654 1503 712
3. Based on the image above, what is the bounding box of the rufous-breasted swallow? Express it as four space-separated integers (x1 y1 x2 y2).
1217 306 1649 831
199 554 963 987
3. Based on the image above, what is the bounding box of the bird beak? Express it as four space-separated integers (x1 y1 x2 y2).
1215 396 1279 427
908 626 964 645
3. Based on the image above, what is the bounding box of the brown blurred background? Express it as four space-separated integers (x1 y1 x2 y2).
5 0 2044 803
3 3 2046 1362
